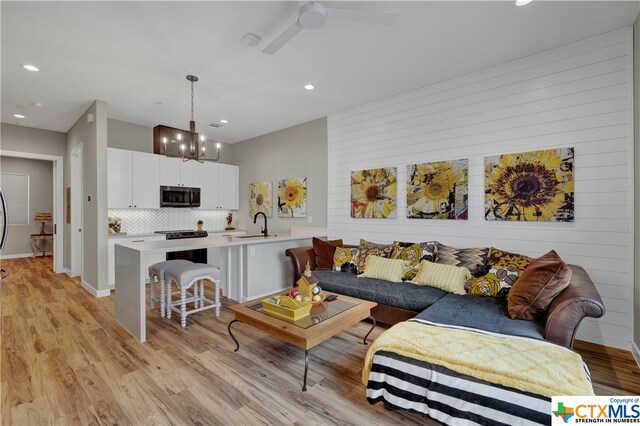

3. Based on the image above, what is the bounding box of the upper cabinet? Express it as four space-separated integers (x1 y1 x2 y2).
108 147 238 211
199 163 239 210
159 156 199 187
108 148 159 209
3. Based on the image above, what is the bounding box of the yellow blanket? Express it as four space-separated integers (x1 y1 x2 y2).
362 320 594 397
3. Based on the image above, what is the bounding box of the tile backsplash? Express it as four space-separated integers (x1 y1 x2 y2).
108 209 232 234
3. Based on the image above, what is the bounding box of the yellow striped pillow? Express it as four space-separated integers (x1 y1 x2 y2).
358 255 405 283
410 260 471 295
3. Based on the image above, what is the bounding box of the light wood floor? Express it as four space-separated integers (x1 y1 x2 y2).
2 257 639 425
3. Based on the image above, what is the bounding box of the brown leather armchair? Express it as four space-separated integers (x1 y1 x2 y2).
285 246 605 349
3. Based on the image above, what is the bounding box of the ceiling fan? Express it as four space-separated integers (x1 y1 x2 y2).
262 1 397 55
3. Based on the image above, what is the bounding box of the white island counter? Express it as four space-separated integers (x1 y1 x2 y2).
115 229 325 342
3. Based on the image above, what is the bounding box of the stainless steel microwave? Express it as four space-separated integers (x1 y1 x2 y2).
160 186 201 208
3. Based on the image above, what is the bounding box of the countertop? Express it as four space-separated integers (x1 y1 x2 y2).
108 229 247 239
114 231 324 254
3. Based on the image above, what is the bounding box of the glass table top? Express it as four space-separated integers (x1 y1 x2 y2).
248 297 358 329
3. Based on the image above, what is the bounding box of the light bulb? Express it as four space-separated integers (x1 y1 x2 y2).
162 137 167 144
200 135 205 142
515 0 532 5
180 144 185 152
202 146 206 152
177 133 182 141
216 142 221 149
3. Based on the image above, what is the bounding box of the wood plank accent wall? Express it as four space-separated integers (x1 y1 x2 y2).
327 27 634 349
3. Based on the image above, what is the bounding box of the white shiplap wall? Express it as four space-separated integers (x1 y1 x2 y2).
327 27 634 349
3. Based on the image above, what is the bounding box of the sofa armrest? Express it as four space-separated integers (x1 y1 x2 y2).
285 246 317 288
544 265 605 348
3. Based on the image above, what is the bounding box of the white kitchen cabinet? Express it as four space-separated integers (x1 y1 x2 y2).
159 156 199 187
198 162 239 210
108 148 159 209
108 235 166 287
107 148 133 209
199 163 221 209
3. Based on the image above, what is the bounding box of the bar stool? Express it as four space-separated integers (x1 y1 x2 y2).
148 259 192 317
165 263 221 328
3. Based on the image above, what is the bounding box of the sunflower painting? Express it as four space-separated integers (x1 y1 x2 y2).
407 159 468 219
278 177 307 217
485 147 574 222
249 182 272 218
351 168 397 219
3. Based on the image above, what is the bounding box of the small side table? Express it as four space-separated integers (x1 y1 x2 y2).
30 233 53 257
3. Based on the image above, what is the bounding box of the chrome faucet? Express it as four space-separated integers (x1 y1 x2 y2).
253 212 268 237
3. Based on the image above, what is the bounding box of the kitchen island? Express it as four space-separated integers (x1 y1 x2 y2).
114 229 325 342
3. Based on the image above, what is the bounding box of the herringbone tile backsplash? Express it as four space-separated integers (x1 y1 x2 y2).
108 209 231 234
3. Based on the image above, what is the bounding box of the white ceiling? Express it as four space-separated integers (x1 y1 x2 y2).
2 1 638 143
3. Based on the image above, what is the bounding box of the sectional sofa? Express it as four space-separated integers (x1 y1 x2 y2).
285 245 605 349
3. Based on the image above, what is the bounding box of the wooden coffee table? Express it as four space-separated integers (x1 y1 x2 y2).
228 292 377 391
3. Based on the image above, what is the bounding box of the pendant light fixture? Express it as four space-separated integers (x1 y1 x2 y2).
161 74 221 162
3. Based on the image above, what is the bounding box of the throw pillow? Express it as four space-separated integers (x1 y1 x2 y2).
357 239 395 274
488 247 533 273
435 243 489 276
333 247 359 272
312 237 343 270
468 275 501 297
468 267 518 297
358 255 404 283
507 250 572 320
410 260 470 295
391 242 434 281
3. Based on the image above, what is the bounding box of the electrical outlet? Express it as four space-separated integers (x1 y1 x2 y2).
249 246 255 256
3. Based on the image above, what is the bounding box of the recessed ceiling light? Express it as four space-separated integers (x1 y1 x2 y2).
21 64 39 72
220 119 228 124
304 83 315 90
515 0 532 6
13 114 25 119
32 102 44 108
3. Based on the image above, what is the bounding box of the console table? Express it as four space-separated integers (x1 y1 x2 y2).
30 233 53 257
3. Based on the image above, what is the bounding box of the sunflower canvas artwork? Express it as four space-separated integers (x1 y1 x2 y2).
249 182 272 218
351 167 397 219
485 147 574 222
278 177 307 217
407 159 468 220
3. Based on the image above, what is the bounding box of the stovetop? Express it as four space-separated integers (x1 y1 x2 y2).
154 230 208 240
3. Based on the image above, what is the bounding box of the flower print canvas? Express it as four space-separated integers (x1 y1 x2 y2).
407 159 468 220
249 182 272 217
278 177 307 217
485 148 574 222
351 167 397 219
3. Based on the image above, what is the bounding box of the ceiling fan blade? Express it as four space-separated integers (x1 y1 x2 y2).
262 21 304 55
326 7 396 26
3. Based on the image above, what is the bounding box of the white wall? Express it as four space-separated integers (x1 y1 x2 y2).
633 15 640 356
327 27 634 349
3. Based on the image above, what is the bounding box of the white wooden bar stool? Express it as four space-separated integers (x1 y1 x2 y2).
165 263 221 328
148 259 192 317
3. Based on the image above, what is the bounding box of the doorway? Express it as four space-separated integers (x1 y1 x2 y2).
0 150 63 272
70 144 83 278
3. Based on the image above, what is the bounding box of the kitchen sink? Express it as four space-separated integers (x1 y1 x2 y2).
235 234 277 238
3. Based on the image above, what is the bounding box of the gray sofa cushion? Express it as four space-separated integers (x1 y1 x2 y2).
416 293 545 340
313 270 447 312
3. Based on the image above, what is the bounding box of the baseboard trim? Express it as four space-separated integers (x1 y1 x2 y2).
632 342 640 369
81 280 112 298
0 253 34 259
62 268 72 276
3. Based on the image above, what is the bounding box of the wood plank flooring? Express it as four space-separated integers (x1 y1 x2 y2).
2 257 639 425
